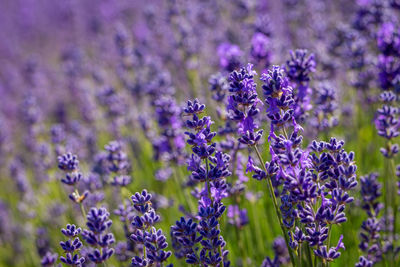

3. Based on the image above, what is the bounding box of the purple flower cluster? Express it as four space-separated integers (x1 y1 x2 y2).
82 208 115 264
309 82 339 133
227 64 263 146
57 153 89 204
59 224 85 266
152 95 186 181
130 190 172 266
261 237 290 267
217 43 242 72
251 32 271 70
241 64 358 265
285 49 316 122
171 99 230 266
105 140 132 186
357 173 384 265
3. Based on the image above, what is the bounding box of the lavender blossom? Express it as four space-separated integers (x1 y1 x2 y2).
57 153 88 205
285 49 316 122
218 43 242 72
82 208 115 264
41 251 58 267
171 99 231 266
59 224 85 266
130 190 172 266
227 64 263 146
105 140 132 186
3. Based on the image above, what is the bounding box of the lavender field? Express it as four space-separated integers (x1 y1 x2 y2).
0 1 399 266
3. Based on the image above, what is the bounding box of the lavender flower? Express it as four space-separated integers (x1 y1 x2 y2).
227 205 249 228
309 82 339 133
130 190 172 266
227 64 263 146
59 224 85 266
250 32 271 69
82 207 115 264
171 99 230 266
285 49 316 122
261 65 296 133
261 237 290 267
41 252 58 267
105 140 132 186
218 43 242 72
57 153 88 205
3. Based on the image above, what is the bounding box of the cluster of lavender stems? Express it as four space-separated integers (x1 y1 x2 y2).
373 20 400 266
228 63 358 267
224 63 297 265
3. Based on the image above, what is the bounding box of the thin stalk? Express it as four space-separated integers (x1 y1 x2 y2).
254 145 296 266
205 158 211 200
177 166 196 213
297 243 302 267
327 204 340 261
326 224 333 267
79 203 86 219
314 253 318 267
305 242 313 267
389 157 398 266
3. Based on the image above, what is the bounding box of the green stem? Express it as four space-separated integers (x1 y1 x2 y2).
314 253 318 267
177 166 196 213
389 157 398 266
254 146 296 266
297 243 302 267
79 203 86 218
305 242 313 267
205 158 211 200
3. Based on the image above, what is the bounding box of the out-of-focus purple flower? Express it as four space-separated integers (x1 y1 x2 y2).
355 256 373 267
105 140 132 186
359 217 383 264
309 82 339 133
261 236 290 267
374 91 399 158
377 22 400 56
209 73 229 103
285 49 316 122
227 205 249 228
218 42 242 72
377 55 400 91
151 95 186 171
360 173 383 217
41 251 58 267
250 32 271 69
